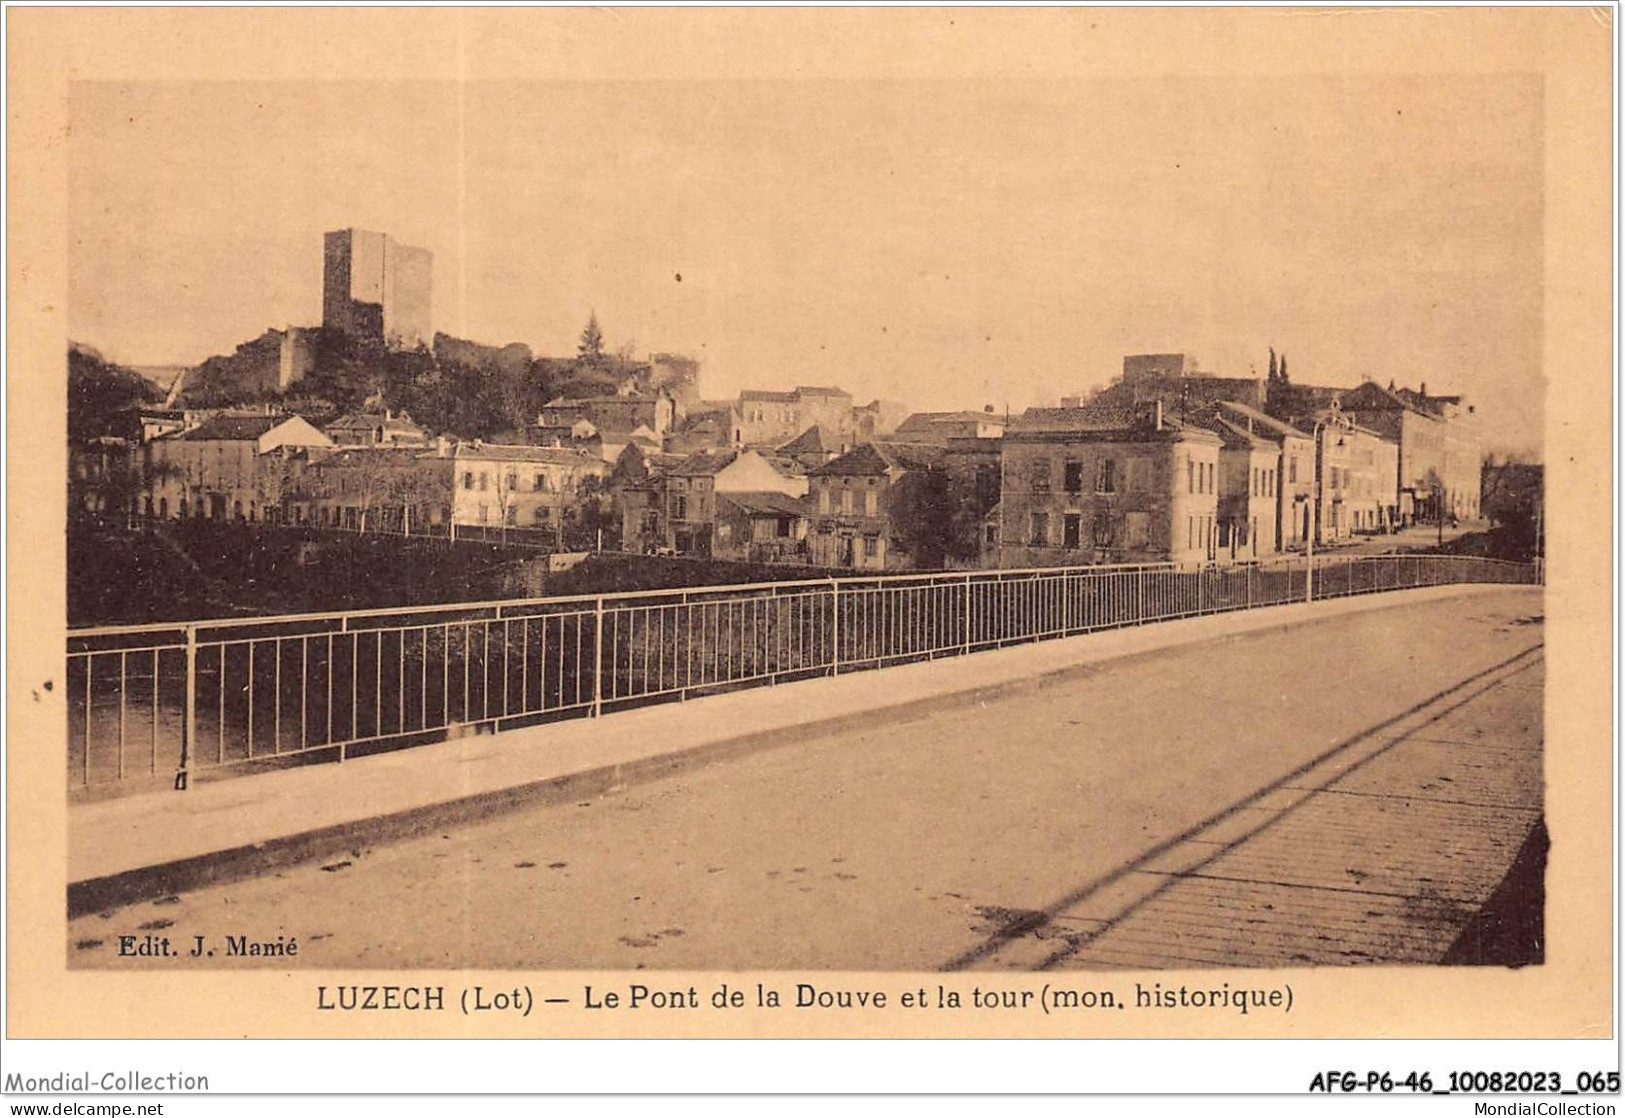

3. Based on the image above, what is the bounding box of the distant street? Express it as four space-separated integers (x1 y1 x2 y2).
71 588 1543 971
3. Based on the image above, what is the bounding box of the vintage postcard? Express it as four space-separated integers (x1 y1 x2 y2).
4 4 1614 1065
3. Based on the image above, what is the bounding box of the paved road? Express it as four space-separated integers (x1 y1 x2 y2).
70 587 1543 971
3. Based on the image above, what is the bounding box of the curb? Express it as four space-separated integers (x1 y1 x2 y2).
67 583 1539 917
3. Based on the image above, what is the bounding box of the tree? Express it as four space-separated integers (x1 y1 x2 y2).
578 311 605 363
1278 353 1289 383
1267 347 1279 382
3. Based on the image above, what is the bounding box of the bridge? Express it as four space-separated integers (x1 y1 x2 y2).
64 555 1543 969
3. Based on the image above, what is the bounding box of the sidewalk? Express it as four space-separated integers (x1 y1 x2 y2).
68 582 1540 915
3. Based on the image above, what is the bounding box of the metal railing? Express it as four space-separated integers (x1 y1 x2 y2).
65 553 1538 796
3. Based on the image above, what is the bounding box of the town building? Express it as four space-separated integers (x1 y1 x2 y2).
326 409 430 448
1199 412 1281 561
892 409 1008 443
669 402 745 453
451 443 607 532
1304 411 1399 542
737 385 856 447
714 491 811 564
322 228 433 351
805 441 949 571
997 402 1222 569
852 399 911 440
775 424 851 470
1215 401 1316 549
283 446 454 533
621 448 805 556
142 413 333 522
538 390 679 446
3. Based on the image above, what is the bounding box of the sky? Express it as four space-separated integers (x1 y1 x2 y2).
69 75 1543 452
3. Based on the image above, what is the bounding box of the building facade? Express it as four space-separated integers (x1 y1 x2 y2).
805 442 947 571
1215 401 1315 550
997 404 1222 569
143 413 333 522
451 443 606 531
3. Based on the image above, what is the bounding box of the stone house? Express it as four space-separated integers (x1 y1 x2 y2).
997 403 1222 569
805 441 948 571
142 412 333 523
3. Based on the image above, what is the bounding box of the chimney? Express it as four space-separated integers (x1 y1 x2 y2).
1419 381 1428 397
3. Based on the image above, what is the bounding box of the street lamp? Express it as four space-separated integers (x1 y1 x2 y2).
1305 414 1349 604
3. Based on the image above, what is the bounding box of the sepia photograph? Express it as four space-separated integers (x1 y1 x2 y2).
5 4 1613 1069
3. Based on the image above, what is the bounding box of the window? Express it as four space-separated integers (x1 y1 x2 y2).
1095 458 1116 494
505 472 518 492
1187 516 1194 549
534 472 549 492
818 487 830 514
1063 513 1081 549
985 523 997 545
840 489 853 514
1030 511 1049 546
1031 458 1052 494
478 472 489 492
1091 513 1114 547
862 536 880 558
674 495 688 520
1124 511 1150 549
864 490 878 516
1289 456 1298 483
1063 461 1084 494
477 503 489 523
462 471 474 490
1205 462 1214 494
535 507 550 523
1127 458 1148 493
1253 467 1260 496
505 506 518 526
776 516 792 538
1187 457 1195 494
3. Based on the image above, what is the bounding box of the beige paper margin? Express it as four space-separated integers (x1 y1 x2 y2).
5 7 1612 1041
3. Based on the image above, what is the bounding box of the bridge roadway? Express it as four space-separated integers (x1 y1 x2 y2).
69 587 1544 971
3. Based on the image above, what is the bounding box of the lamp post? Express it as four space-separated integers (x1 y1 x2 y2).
1305 414 1348 604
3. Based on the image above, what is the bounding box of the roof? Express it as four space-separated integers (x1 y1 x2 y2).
739 389 797 403
328 411 426 432
1204 415 1276 451
1214 400 1312 440
810 440 946 477
777 424 838 455
1006 404 1220 443
668 449 742 477
1008 404 1139 433
894 411 1005 436
454 443 603 466
178 414 284 441
719 491 810 518
793 385 850 397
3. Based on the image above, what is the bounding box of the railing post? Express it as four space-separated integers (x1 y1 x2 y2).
591 597 604 717
1305 554 1315 604
177 624 196 791
962 574 972 654
829 579 841 676
1137 567 1146 623
1246 564 1254 610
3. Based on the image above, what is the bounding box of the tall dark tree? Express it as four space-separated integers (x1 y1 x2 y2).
1267 347 1279 382
578 311 605 362
1279 353 1290 383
